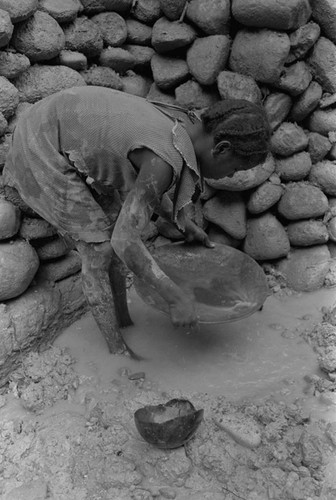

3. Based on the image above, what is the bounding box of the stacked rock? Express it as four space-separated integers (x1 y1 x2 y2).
0 0 335 300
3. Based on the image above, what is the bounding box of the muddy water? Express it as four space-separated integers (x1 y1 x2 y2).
56 287 336 416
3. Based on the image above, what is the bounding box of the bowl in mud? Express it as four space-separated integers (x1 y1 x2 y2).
134 398 204 449
134 242 269 324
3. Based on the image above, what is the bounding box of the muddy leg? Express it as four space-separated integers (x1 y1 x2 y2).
76 240 131 356
109 250 134 328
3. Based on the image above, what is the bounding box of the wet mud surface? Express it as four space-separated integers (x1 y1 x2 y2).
1 289 336 500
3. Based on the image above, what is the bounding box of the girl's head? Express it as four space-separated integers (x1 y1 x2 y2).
199 99 271 179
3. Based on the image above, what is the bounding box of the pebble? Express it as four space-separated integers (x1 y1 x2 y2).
213 412 262 449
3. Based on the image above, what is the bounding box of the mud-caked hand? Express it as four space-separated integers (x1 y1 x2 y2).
184 220 214 248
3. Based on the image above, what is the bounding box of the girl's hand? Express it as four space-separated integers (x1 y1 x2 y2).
169 295 198 328
184 220 215 248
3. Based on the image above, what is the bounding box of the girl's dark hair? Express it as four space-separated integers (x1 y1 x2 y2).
201 99 271 160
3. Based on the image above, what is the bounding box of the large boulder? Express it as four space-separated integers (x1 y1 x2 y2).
308 37 336 93
0 0 38 23
37 250 82 283
0 76 19 118
232 0 312 31
203 191 247 239
0 239 39 301
11 11 65 62
311 0 336 44
217 71 261 104
277 183 329 220
151 17 196 53
13 65 86 104
0 199 20 239
187 35 230 86
0 50 30 80
229 29 290 84
276 245 331 291
205 153 275 191
186 0 230 35
64 16 104 58
309 161 336 196
38 0 82 24
91 12 127 47
243 213 290 260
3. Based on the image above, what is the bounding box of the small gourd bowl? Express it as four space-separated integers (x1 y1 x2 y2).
134 398 204 449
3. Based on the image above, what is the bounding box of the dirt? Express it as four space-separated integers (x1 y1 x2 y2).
1 301 336 500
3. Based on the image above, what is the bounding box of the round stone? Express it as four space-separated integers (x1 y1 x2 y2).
91 12 127 47
229 29 290 85
0 76 19 117
64 16 104 58
38 0 81 24
0 8 13 48
0 239 39 301
0 50 30 79
217 71 261 104
275 152 312 182
0 199 20 239
186 0 230 35
287 219 329 246
187 35 231 86
263 92 292 130
277 183 329 220
276 245 331 291
247 182 284 214
13 65 86 104
11 11 65 62
309 160 336 196
270 122 308 157
0 0 38 23
243 213 290 260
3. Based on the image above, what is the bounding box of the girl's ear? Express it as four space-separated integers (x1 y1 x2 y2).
211 140 232 157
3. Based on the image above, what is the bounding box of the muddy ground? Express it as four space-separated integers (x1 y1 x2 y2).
1 291 336 500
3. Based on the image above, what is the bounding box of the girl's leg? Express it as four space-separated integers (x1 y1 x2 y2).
76 240 132 356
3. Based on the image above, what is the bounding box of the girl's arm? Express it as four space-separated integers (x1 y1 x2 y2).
112 150 198 328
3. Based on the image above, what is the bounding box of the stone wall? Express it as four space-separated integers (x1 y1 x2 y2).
0 0 336 378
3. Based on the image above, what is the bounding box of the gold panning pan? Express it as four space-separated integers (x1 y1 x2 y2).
134 243 270 324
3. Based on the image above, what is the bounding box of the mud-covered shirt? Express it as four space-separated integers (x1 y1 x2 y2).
3 86 200 242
